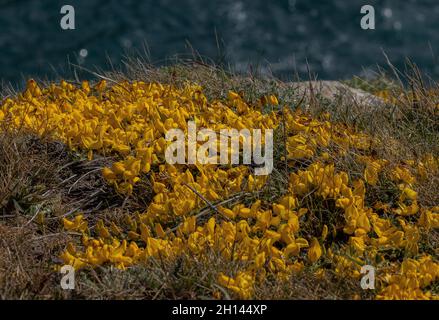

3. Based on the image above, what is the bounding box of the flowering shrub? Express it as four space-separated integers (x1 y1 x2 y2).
1 79 438 300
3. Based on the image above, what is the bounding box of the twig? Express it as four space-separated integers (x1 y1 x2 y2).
213 284 232 300
166 192 248 235
21 204 43 228
57 174 78 187
68 168 102 194
182 182 230 221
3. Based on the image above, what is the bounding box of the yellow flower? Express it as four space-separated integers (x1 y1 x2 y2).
321 225 329 241
93 79 107 92
418 209 439 229
217 272 254 299
284 237 308 257
155 223 166 238
350 236 366 253
63 215 88 232
60 249 87 270
228 91 240 101
102 167 117 181
219 206 236 220
308 238 322 263
268 95 279 105
401 187 418 201
364 164 379 185
394 202 419 216
255 252 266 268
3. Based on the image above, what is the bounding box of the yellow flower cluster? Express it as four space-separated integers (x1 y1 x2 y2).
1 79 438 300
218 272 256 299
377 256 439 300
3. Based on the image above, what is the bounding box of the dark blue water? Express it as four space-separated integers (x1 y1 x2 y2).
1 0 439 85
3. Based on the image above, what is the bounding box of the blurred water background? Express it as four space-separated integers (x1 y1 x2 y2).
1 0 439 86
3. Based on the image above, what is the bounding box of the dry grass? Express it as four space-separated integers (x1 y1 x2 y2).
0 59 438 299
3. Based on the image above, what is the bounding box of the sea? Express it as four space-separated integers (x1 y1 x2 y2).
1 0 439 86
